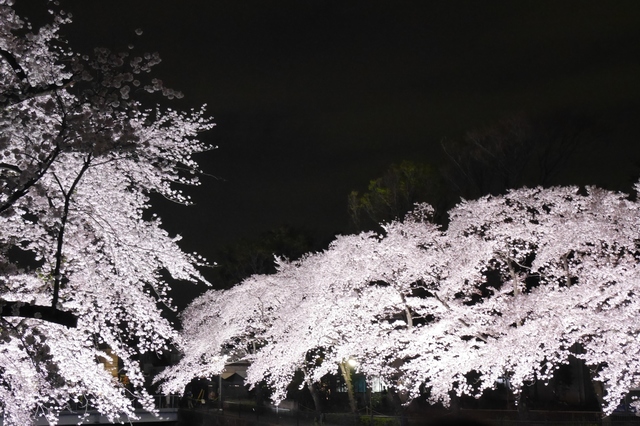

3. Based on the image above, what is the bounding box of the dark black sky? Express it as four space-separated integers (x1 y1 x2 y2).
20 1 640 302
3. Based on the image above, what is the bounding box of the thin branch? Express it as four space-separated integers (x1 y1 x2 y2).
433 291 488 343
0 45 74 108
0 144 61 214
0 96 68 214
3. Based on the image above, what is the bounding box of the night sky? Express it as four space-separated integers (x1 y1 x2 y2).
19 1 640 306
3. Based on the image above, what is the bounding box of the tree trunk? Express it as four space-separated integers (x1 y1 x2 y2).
591 379 612 426
517 385 530 421
339 361 358 414
387 388 408 426
449 390 461 415
307 381 324 424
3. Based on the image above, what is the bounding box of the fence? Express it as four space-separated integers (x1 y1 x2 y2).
178 400 640 426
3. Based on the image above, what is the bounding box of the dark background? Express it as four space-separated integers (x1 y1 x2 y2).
17 1 640 308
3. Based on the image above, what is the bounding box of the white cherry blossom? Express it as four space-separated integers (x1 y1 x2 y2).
0 3 212 424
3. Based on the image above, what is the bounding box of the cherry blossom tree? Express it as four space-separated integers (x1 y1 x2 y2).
0 1 212 424
400 185 640 417
171 184 640 420
161 206 446 416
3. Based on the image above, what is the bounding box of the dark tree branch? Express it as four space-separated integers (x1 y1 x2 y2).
0 98 68 215
0 81 74 109
51 154 92 309
0 301 77 327
0 163 22 174
0 47 27 82
0 144 61 214
0 47 74 109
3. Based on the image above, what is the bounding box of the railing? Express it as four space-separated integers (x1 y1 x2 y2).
63 393 181 412
25 395 181 425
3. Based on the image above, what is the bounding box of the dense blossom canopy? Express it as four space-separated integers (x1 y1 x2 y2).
0 1 212 424
164 185 640 417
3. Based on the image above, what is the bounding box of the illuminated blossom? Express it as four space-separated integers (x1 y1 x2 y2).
169 186 640 418
0 3 212 424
